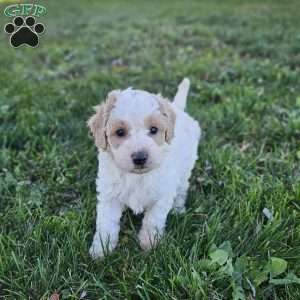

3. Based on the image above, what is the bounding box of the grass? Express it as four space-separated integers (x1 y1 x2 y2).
0 0 300 299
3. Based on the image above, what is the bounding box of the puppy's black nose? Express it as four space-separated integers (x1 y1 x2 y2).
131 151 148 166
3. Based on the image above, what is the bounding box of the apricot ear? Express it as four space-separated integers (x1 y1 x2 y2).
87 103 107 150
157 95 176 144
87 90 119 150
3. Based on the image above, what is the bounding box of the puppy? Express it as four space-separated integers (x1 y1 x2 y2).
88 78 201 258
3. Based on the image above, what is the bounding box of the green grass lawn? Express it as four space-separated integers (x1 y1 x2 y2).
1 0 300 299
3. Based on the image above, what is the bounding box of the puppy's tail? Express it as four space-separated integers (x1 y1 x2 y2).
173 78 190 110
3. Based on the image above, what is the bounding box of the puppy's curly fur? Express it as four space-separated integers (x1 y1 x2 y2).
88 78 201 258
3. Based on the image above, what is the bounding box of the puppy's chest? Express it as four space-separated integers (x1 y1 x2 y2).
116 176 158 214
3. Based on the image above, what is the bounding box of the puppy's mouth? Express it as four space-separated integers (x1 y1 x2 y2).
131 166 151 174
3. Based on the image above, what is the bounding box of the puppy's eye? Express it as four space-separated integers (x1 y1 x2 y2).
149 126 158 135
115 128 126 137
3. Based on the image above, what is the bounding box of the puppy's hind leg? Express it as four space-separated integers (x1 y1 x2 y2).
172 181 189 214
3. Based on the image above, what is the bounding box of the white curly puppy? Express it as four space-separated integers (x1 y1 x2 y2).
88 78 201 259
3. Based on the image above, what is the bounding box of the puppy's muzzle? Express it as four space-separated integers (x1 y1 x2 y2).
131 151 148 167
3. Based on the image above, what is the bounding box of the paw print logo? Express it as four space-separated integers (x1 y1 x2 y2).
4 16 45 48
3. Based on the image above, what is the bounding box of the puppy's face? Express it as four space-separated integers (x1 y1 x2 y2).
88 89 176 174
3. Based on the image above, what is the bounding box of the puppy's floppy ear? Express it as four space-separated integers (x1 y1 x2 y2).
157 95 176 144
87 90 119 150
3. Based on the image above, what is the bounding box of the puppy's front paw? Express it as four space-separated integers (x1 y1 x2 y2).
172 206 186 214
138 227 162 250
89 232 118 259
89 238 105 259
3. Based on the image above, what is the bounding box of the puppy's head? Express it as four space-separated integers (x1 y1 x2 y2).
88 88 176 174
